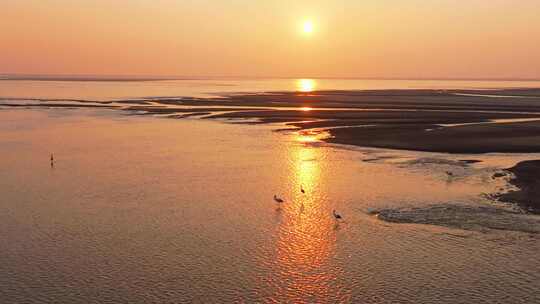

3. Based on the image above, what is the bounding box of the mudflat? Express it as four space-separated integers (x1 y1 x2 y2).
496 160 540 214
3 88 540 154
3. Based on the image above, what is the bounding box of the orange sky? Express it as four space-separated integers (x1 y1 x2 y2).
1 0 539 79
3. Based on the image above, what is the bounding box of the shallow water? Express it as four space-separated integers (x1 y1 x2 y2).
2 78 540 100
1 109 539 303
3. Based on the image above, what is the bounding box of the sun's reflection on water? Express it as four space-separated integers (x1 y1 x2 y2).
267 130 345 301
295 130 331 144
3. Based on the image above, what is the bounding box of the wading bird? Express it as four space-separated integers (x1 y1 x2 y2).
273 195 284 203
333 210 342 220
301 186 305 194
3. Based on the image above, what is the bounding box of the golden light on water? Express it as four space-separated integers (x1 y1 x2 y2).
269 134 339 300
295 130 330 144
294 148 320 199
300 107 313 112
297 135 318 144
297 79 317 92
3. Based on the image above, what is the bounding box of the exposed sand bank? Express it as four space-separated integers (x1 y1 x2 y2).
326 121 540 153
3 89 540 154
495 160 540 214
371 204 540 234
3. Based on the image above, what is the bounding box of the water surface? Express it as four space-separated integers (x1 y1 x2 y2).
1 108 539 303
2 78 540 100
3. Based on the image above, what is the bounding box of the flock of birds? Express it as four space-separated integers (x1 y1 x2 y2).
46 151 459 229
272 170 455 221
273 187 343 221
50 152 348 221
47 153 457 224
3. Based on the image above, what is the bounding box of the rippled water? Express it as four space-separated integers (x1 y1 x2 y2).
2 78 540 100
1 109 539 303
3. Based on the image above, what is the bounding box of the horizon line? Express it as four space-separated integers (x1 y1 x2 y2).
1 73 540 82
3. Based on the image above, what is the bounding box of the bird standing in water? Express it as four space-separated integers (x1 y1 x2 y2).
333 210 343 220
273 195 284 203
50 154 54 168
301 186 305 194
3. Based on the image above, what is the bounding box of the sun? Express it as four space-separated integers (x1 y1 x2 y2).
297 79 316 92
302 20 314 35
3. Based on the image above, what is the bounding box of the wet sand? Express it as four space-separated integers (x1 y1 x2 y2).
4 88 540 154
372 159 540 229
145 89 540 154
372 204 540 234
191 89 540 154
326 121 540 153
496 160 540 214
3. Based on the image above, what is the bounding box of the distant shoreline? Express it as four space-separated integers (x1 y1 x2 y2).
0 76 178 82
2 75 540 82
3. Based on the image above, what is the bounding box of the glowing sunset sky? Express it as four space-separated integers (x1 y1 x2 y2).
1 0 539 79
